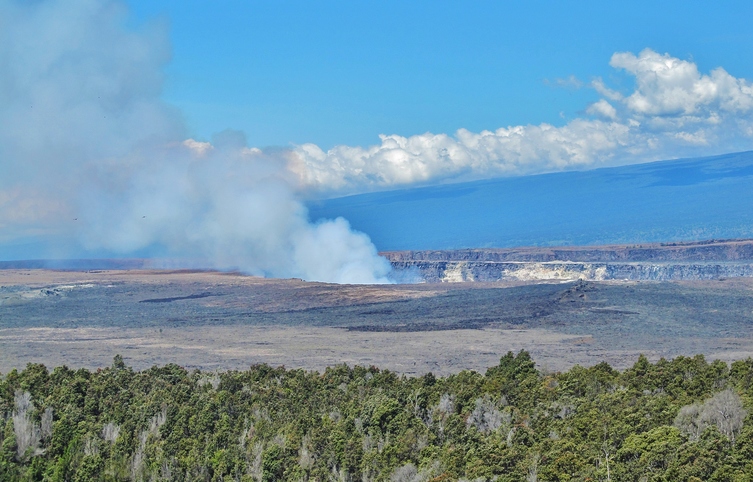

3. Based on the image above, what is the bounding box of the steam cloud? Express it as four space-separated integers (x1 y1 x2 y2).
0 0 391 283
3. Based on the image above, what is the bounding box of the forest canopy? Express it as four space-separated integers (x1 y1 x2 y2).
2 352 753 481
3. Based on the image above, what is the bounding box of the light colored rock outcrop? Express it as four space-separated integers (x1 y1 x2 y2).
386 239 753 282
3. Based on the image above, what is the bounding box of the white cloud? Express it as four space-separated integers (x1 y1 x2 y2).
586 99 618 120
611 49 753 117
291 119 632 194
182 139 213 156
591 78 624 101
286 49 753 195
673 131 709 145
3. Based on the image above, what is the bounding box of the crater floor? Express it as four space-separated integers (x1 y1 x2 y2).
2 269 753 374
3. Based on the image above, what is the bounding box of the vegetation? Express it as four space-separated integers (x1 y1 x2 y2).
1 352 753 481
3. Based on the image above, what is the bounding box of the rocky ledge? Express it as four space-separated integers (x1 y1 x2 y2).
383 239 753 282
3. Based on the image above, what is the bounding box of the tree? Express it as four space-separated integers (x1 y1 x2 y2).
675 389 746 444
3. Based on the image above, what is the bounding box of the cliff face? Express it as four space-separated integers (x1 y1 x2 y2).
385 239 753 282
390 260 753 282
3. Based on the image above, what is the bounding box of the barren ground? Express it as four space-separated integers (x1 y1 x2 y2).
2 270 753 375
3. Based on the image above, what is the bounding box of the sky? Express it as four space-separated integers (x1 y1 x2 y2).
126 0 753 150
2 0 753 281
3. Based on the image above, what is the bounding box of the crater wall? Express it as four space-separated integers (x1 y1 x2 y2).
384 239 753 282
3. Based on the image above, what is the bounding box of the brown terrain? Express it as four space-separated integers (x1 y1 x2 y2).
3 239 753 375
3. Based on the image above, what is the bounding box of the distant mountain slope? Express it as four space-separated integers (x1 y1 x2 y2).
308 151 753 251
383 239 753 263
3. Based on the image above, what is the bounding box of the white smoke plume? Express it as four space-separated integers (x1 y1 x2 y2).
0 0 391 283
79 133 392 282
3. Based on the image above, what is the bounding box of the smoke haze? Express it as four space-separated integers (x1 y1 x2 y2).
0 0 392 283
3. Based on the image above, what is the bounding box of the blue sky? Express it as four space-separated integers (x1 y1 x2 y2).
127 0 753 149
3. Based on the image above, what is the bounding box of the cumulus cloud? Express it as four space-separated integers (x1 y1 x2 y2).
289 48 753 195
611 49 753 116
0 0 391 283
293 121 632 193
586 99 618 120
